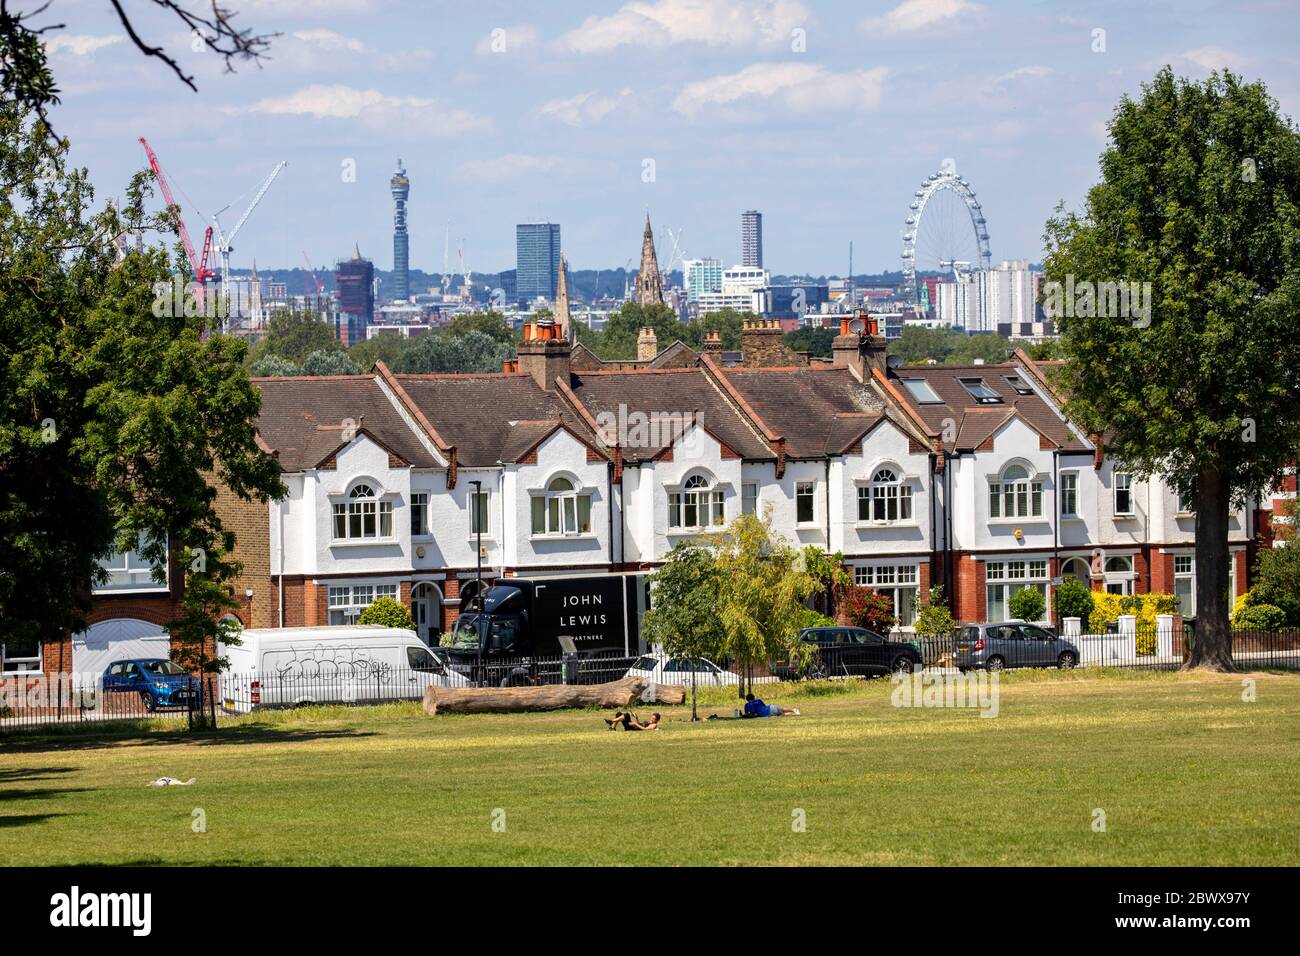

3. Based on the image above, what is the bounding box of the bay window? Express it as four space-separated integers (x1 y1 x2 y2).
985 559 1050 622
668 474 724 530
854 564 919 627
859 467 912 523
333 483 393 541
532 477 592 536
989 465 1043 519
327 583 398 624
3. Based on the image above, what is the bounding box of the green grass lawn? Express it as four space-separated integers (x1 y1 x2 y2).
2 669 1298 866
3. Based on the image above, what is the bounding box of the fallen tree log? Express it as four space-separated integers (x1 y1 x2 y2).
423 676 686 715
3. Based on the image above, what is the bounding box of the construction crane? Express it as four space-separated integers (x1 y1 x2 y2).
138 137 216 284
211 161 288 296
442 224 452 298
302 251 324 298
457 238 472 303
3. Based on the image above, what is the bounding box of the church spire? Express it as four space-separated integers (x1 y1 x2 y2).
634 213 664 306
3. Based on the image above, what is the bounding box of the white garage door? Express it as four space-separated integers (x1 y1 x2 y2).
72 618 170 688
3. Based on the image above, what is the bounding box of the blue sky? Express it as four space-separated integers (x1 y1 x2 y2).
41 0 1300 277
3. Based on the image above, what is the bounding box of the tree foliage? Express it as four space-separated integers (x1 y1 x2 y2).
1054 577 1096 631
1043 67 1300 669
713 511 820 694
301 348 360 376
358 596 416 630
395 329 511 374
246 310 341 367
1008 586 1047 623
0 101 283 652
1250 542 1300 626
914 585 957 640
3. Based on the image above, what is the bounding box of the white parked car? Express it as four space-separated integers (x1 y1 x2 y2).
219 625 469 712
624 654 741 686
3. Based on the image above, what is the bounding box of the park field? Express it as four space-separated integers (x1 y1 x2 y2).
2 669 1298 866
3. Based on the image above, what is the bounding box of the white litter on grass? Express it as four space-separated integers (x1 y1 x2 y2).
148 777 195 787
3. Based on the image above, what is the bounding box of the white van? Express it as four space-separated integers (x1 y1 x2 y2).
219 625 468 713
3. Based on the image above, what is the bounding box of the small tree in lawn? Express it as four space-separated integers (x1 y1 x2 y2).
1009 586 1047 624
714 510 820 697
358 596 416 630
167 543 243 730
642 543 725 721
1044 67 1300 669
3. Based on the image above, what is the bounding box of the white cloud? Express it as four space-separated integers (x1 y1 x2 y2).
236 84 489 136
537 90 632 127
247 0 379 13
291 29 370 54
1178 47 1254 71
43 35 124 57
672 63 888 119
475 24 542 56
861 0 981 35
991 65 1053 84
557 0 809 54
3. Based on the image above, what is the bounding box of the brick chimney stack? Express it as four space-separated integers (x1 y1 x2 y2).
637 326 658 361
517 319 571 391
741 318 790 368
832 313 887 379
702 328 723 358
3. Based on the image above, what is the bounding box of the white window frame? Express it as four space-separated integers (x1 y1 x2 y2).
94 533 169 595
1 640 42 674
1103 555 1134 595
795 481 816 525
857 467 913 524
410 492 430 538
327 583 399 625
1113 471 1134 516
985 559 1050 623
853 564 920 628
332 482 394 542
741 482 758 516
469 490 490 537
1174 554 1195 617
1176 488 1196 515
988 464 1043 520
667 474 725 532
1059 471 1079 518
532 476 594 537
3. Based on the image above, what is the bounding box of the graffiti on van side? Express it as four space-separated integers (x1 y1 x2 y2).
271 644 394 683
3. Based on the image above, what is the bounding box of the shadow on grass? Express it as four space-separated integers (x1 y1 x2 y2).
0 725 377 755
0 766 79 783
0 813 67 829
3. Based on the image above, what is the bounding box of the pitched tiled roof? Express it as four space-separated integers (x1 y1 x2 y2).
887 363 1088 453
715 365 885 459
253 376 441 471
394 373 605 467
566 367 774 462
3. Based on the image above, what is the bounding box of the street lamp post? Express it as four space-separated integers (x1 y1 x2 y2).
470 479 483 687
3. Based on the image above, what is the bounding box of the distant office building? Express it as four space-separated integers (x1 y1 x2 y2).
498 269 517 302
516 222 561 303
741 210 763 268
390 159 410 301
697 266 770 316
683 257 723 302
335 247 375 347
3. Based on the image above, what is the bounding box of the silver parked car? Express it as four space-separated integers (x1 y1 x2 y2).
953 621 1080 672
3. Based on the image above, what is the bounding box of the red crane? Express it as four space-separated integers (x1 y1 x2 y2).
302 250 324 297
138 137 216 284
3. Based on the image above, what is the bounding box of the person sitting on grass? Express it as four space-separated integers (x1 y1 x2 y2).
743 692 799 718
604 711 661 731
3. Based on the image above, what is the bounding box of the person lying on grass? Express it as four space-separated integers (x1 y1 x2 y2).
604 711 661 731
743 693 800 718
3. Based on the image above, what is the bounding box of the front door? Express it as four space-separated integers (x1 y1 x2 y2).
410 586 441 646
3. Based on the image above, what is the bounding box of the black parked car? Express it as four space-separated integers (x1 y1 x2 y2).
779 626 922 679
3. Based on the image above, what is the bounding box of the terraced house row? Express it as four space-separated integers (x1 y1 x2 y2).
16 317 1268 676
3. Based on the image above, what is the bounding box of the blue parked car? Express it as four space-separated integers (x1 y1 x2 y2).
103 658 198 712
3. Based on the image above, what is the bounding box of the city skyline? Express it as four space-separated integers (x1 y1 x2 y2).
38 0 1299 275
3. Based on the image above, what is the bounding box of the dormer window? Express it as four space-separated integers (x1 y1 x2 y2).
333 482 393 540
1003 374 1034 396
959 377 1003 404
668 474 724 530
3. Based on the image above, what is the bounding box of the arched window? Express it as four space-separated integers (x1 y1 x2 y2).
332 482 393 540
1104 555 1134 595
668 474 725 530
531 476 593 536
989 463 1043 519
858 467 912 523
1061 557 1091 585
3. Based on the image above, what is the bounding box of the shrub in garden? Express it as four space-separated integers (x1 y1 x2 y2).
837 585 895 633
1008 586 1046 623
357 596 415 630
914 586 956 639
1232 603 1288 631
1054 578 1095 631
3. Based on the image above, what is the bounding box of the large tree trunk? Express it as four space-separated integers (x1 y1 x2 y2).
1186 465 1235 671
422 676 685 715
